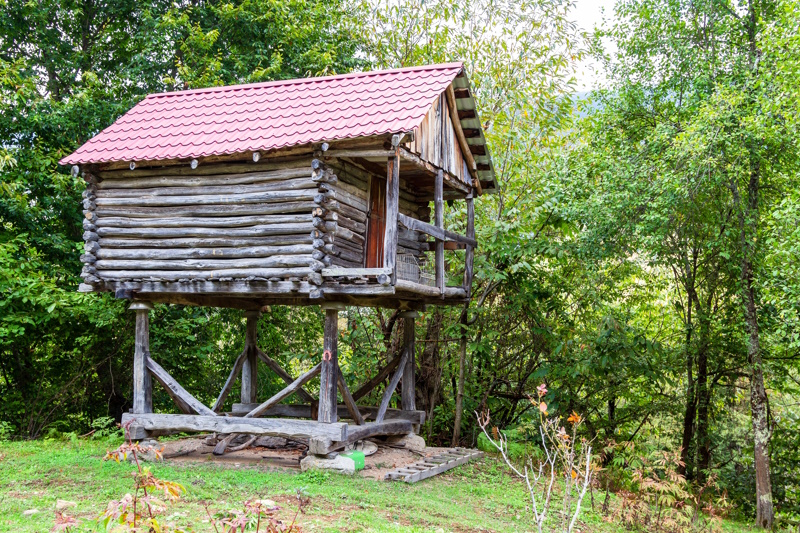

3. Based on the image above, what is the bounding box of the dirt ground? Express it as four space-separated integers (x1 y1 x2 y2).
154 435 452 479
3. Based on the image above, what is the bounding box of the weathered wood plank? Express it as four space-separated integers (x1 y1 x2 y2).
95 189 316 207
229 403 425 425
375 351 408 424
96 223 312 239
96 245 313 261
401 313 417 412
95 214 311 229
434 169 445 295
338 369 364 425
97 159 312 182
131 302 153 414
146 356 216 416
95 201 316 219
212 350 248 413
255 350 315 403
95 256 312 271
244 363 321 418
398 213 477 247
352 354 403 402
121 412 347 441
240 312 259 405
96 177 315 197
463 194 475 295
96 267 312 281
98 235 312 249
318 308 339 423
308 420 412 455
384 154 400 284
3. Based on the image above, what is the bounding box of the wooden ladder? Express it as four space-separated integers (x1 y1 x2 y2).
383 447 484 483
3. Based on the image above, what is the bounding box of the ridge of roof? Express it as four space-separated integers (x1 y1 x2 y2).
145 62 465 99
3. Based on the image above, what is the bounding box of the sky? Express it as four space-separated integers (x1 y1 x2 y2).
571 0 617 90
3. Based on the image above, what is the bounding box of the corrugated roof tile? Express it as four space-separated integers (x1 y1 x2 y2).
61 63 465 165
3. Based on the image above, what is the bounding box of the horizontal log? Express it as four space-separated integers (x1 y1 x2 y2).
95 201 316 219
97 244 313 260
120 412 347 441
308 420 412 454
95 255 312 271
99 280 313 295
98 235 312 249
97 158 312 181
322 267 391 277
318 184 368 212
96 177 315 197
230 403 425 424
96 267 312 280
97 223 312 239
398 213 477 247
95 189 316 207
95 214 311 229
327 201 367 223
329 257 363 269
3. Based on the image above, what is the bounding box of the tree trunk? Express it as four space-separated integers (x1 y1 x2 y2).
695 341 710 485
451 309 468 446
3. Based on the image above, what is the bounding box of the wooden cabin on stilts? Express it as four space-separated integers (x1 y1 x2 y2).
61 63 496 460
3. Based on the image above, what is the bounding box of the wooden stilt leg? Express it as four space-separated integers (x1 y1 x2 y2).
318 304 345 423
241 311 259 404
131 301 154 415
400 311 417 412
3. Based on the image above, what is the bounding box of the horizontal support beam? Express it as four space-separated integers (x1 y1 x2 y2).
398 213 477 247
321 267 391 277
230 403 425 425
121 412 347 441
308 420 413 455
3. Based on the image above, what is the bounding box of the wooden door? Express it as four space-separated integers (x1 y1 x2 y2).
365 176 386 268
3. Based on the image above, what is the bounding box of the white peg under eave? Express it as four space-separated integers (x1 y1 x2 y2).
252 151 261 162
190 159 199 169
129 162 136 170
71 165 80 177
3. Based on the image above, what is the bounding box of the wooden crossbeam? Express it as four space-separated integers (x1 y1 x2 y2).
351 354 403 402
375 351 409 423
338 369 364 425
256 349 315 402
398 213 477 247
308 419 413 455
229 403 425 425
146 357 216 416
244 363 322 418
212 349 248 413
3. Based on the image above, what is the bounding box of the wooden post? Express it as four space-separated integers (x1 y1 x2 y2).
383 151 400 284
400 311 417 412
241 311 259 404
463 192 475 296
130 301 154 414
434 169 444 297
318 303 345 423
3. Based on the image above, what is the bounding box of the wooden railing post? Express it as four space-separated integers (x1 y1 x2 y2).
463 192 475 296
383 147 400 284
130 301 154 414
400 311 418 412
318 303 345 423
434 169 445 297
241 310 260 404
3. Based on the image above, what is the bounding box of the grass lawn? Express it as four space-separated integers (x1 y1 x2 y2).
0 437 760 533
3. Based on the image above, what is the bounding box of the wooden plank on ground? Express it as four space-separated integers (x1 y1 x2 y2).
384 448 484 483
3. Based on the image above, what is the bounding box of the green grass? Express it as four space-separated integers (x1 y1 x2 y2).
0 438 760 533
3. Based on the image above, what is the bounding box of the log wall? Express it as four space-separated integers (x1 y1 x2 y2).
80 159 318 285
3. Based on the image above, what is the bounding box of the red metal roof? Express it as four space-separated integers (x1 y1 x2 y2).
61 63 466 165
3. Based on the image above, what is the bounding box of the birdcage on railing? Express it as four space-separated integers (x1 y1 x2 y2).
397 254 435 286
